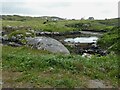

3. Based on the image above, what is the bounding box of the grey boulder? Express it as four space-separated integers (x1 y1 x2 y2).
27 37 70 54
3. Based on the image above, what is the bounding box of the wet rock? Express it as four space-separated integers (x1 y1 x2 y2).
27 37 70 54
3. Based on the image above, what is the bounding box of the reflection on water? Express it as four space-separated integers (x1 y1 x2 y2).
64 37 98 43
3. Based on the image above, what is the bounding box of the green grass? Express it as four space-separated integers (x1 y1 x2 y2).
2 15 117 33
2 20 75 32
2 19 114 32
2 46 119 88
98 27 120 53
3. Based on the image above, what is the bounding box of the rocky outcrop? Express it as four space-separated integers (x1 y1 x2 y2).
26 37 70 54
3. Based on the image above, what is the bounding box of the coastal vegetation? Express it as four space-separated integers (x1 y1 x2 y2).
1 15 119 88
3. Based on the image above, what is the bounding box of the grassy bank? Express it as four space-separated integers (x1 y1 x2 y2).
98 27 120 54
2 46 118 88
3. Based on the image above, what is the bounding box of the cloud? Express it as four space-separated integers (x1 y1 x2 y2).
1 0 118 19
2 2 32 15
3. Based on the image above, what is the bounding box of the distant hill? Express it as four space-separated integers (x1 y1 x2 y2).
1 15 65 21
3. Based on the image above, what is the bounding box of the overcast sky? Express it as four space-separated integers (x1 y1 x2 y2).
1 0 119 19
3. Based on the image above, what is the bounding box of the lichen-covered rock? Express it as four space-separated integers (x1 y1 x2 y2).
27 37 70 54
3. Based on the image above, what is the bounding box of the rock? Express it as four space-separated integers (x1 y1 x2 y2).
52 32 59 35
26 32 32 36
28 29 34 33
82 53 92 58
11 36 17 41
8 42 22 47
0 36 2 43
27 37 70 54
16 34 22 39
2 35 8 40
88 79 113 88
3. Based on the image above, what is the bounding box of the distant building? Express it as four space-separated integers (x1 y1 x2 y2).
41 16 48 20
72 19 75 20
41 16 64 21
81 18 85 20
51 18 59 21
88 17 94 20
105 18 108 20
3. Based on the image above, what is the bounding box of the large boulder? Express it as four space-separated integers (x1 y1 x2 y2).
26 37 70 54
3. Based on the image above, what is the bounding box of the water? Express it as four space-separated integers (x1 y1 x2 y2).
64 36 98 43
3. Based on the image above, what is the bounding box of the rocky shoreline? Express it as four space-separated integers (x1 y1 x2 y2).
1 29 108 56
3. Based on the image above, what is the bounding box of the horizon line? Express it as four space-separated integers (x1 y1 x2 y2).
1 14 118 20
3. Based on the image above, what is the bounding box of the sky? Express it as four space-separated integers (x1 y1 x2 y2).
1 0 119 19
